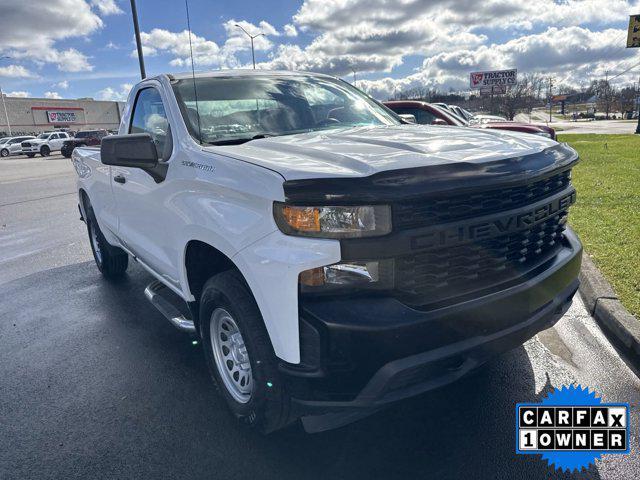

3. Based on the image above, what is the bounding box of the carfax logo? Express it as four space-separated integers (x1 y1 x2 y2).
516 384 630 472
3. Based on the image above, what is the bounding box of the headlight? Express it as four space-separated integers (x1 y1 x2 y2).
273 203 391 238
299 260 394 292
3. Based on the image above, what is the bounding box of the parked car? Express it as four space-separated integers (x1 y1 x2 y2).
0 135 36 157
449 105 474 121
74 70 581 433
61 129 109 158
21 131 72 157
470 114 509 124
384 101 556 139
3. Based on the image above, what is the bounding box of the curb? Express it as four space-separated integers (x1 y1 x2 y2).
579 255 640 358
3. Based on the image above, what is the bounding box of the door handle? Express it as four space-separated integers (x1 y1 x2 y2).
113 174 126 184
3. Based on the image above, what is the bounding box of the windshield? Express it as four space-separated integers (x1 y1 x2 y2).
172 74 401 145
37 133 50 139
0 138 8 144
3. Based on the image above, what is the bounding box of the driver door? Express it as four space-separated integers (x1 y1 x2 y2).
111 86 180 288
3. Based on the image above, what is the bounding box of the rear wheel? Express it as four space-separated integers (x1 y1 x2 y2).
200 270 293 433
85 203 128 279
0 148 9 157
40 145 50 157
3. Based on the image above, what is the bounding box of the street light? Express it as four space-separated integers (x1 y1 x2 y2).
234 24 264 69
0 56 12 135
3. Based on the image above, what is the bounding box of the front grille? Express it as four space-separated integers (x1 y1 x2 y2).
393 170 571 230
393 173 573 306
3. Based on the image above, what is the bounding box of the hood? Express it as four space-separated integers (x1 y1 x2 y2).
26 138 47 145
204 124 558 180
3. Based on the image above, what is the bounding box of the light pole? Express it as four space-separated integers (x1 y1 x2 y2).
0 56 12 135
130 0 146 79
234 24 264 69
352 68 357 86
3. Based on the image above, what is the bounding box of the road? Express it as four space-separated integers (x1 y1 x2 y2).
514 112 637 134
1 154 639 480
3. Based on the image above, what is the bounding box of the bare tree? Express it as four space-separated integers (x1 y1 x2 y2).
590 79 616 119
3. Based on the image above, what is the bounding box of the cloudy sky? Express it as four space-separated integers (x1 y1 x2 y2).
0 0 639 100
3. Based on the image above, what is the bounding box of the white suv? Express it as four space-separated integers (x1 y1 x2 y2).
21 131 71 157
0 136 36 157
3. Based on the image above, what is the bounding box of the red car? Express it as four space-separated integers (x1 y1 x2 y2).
384 101 556 139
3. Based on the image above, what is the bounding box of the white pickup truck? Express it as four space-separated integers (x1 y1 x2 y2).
72 70 582 433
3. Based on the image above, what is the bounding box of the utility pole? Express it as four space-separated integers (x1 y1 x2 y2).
235 24 264 69
352 68 357 86
547 76 554 123
130 0 146 79
636 73 640 134
0 56 12 135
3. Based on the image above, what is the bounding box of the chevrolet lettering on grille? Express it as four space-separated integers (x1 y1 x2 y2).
411 190 576 250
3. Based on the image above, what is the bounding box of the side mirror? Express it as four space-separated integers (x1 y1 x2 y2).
398 114 417 124
431 118 448 126
101 133 159 169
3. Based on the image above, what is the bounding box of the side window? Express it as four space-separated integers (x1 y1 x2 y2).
50 133 59 140
129 87 172 161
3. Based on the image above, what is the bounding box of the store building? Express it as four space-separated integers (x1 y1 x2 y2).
0 95 125 136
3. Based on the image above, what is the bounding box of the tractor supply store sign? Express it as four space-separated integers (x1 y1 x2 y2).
470 69 517 90
30 107 84 126
47 110 77 123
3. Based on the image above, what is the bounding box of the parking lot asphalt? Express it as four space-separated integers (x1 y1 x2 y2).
514 113 637 134
1 155 639 479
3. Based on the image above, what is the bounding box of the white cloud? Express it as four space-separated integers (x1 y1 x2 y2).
91 0 123 15
138 28 225 68
44 91 62 99
358 25 637 98
55 80 70 89
0 65 35 78
0 0 101 72
5 91 30 98
283 24 298 37
96 83 133 101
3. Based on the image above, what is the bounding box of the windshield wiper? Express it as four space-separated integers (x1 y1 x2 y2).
206 133 276 146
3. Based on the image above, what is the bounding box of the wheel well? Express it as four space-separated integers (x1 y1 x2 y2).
78 189 90 218
185 241 237 333
185 241 236 301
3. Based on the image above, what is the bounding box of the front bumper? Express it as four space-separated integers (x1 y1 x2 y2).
21 146 41 153
282 228 582 418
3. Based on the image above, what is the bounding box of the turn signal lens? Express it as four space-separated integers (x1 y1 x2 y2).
280 206 321 233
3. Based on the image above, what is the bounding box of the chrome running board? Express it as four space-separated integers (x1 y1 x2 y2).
144 280 196 333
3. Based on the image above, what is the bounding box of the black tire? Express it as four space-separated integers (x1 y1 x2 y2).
0 148 9 157
26 153 35 158
40 145 50 157
200 270 293 433
85 203 128 279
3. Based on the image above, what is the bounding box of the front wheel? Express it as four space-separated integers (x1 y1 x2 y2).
0 148 9 157
86 206 128 279
40 145 50 157
200 270 292 433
